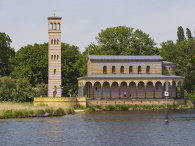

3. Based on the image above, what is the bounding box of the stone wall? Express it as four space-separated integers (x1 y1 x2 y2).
87 98 185 106
88 60 162 75
34 97 86 108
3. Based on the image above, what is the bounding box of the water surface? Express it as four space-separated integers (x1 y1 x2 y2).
0 109 195 146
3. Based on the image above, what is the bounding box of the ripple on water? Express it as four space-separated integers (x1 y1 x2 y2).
0 109 195 145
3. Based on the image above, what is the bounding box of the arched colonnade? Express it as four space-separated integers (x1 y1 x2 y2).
78 80 184 99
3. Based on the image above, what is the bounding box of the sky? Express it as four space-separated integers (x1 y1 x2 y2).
1 0 195 52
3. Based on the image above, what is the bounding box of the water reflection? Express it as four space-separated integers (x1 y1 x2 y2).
0 109 195 146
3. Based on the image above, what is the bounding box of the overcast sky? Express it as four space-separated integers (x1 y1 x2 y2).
1 0 195 52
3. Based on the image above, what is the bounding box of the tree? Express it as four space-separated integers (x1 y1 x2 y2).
61 43 86 96
0 32 15 76
85 26 159 55
11 43 48 86
177 26 185 43
160 38 195 93
0 77 48 102
186 28 193 40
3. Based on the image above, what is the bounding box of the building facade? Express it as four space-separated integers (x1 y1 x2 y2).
48 16 62 97
78 55 185 99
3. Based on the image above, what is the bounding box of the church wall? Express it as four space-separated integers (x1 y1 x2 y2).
89 60 162 75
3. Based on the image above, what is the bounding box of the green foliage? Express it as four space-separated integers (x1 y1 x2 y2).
0 77 47 102
0 32 15 76
61 43 86 96
11 43 48 86
2 107 66 118
160 26 195 103
177 26 185 43
186 28 193 40
115 104 128 111
105 105 116 111
66 108 75 114
85 26 159 55
35 109 45 116
185 91 195 104
54 108 65 116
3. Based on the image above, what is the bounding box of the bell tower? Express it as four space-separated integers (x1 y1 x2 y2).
48 15 62 97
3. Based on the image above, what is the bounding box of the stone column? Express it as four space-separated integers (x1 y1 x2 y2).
176 86 178 98
162 85 164 98
110 86 112 98
78 86 84 97
127 85 129 98
118 85 121 98
101 85 103 99
145 85 147 99
153 85 155 99
136 85 138 98
92 86 94 99
170 85 172 99
181 86 184 98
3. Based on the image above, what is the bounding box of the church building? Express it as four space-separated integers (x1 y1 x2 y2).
78 55 184 100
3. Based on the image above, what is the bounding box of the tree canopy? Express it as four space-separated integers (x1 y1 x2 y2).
85 26 159 55
0 32 15 76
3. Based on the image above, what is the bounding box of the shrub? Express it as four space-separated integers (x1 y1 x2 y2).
54 108 65 116
105 105 115 111
66 108 75 114
35 109 45 116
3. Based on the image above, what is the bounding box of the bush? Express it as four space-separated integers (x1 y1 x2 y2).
54 108 65 116
115 104 128 111
66 108 75 114
35 109 45 116
105 105 115 111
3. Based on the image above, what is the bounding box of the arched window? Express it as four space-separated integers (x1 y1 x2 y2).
54 55 56 60
54 39 56 44
51 39 53 45
103 66 107 74
120 66 124 73
57 23 60 30
54 23 57 30
138 66 141 73
112 66 116 74
50 23 53 30
129 66 133 73
51 55 53 60
57 55 59 60
57 39 59 45
146 66 150 73
54 69 56 75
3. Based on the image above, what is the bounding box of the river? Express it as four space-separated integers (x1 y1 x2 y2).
0 109 195 146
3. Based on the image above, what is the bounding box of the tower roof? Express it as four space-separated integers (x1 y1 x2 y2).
88 55 163 61
48 17 62 20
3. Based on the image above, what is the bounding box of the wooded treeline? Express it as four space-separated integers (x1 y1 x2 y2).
0 26 195 102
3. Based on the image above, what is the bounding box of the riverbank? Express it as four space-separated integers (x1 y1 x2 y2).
0 102 75 119
74 102 194 112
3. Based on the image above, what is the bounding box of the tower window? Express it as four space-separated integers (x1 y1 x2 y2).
57 55 59 60
146 66 150 73
57 39 59 45
112 66 116 74
120 66 124 73
51 55 53 60
50 23 53 30
54 39 56 45
54 55 56 60
51 39 53 45
54 69 56 75
57 23 60 30
103 66 107 74
129 66 133 73
54 23 57 30
138 66 141 73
